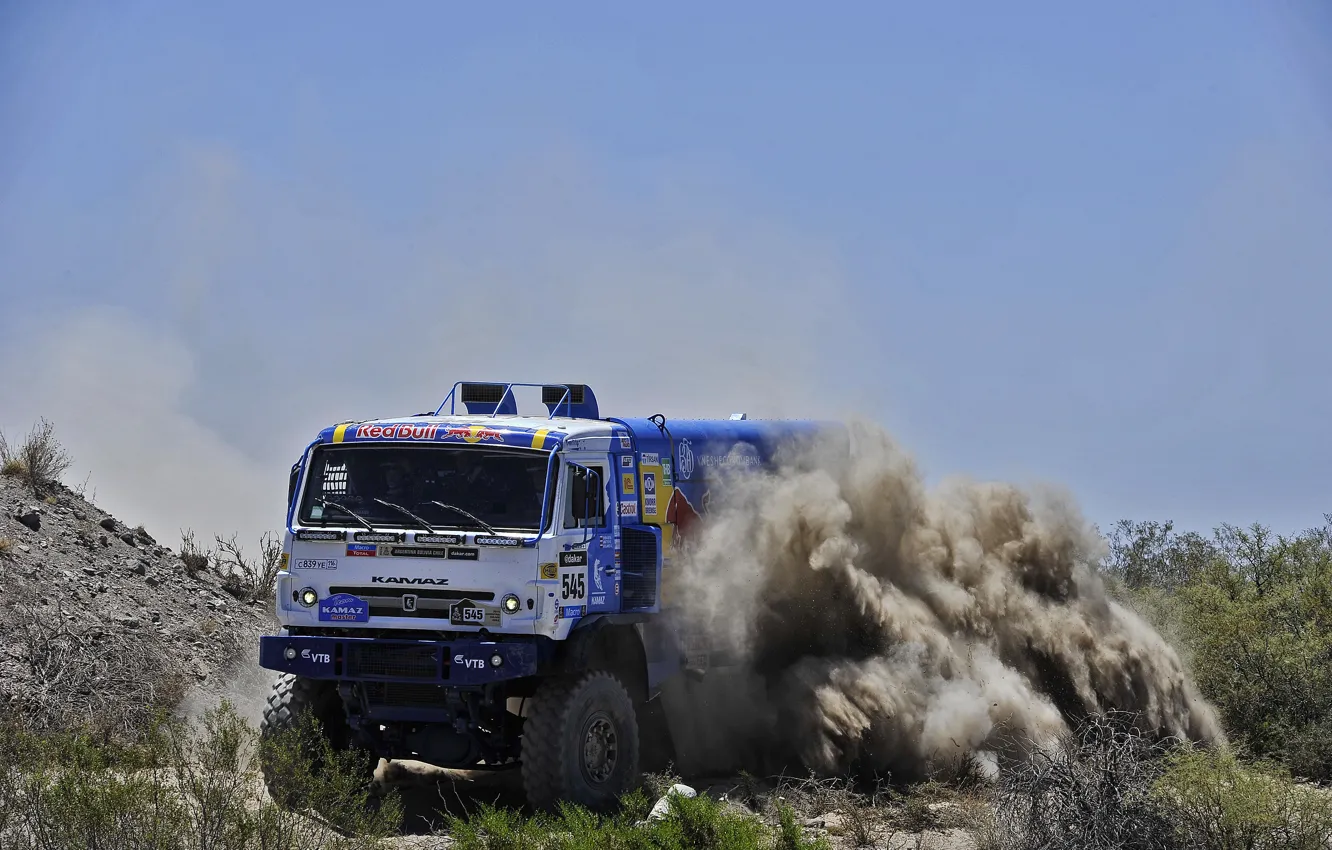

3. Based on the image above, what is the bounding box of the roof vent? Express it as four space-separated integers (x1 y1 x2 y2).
459 382 518 416
542 384 599 419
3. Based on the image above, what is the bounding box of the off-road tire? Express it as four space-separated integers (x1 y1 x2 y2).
521 671 641 812
259 673 370 809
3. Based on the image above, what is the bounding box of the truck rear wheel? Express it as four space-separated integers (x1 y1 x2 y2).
258 673 372 810
521 671 641 812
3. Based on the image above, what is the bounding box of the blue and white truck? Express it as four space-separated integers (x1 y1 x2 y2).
257 382 838 810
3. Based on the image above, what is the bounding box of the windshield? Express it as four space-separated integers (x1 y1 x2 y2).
298 444 555 533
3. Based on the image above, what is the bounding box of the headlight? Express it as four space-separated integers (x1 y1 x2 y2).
490 653 503 667
299 588 318 607
501 594 520 614
284 646 297 660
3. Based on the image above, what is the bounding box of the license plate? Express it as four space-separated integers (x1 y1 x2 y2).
450 604 485 625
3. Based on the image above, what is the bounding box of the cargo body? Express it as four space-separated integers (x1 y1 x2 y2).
257 382 838 809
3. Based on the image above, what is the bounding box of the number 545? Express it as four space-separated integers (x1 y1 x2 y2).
561 573 585 599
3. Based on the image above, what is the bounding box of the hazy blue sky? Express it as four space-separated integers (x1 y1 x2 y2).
2 1 1329 551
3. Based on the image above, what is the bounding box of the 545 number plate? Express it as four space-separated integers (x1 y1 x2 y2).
449 600 486 626
558 567 587 604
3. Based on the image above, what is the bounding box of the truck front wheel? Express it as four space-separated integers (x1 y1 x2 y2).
258 673 373 810
521 671 641 812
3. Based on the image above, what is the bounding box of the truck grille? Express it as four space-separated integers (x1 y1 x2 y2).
330 586 494 618
621 527 658 609
361 682 450 708
344 643 445 680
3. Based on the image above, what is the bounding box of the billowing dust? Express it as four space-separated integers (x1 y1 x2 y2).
656 420 1222 782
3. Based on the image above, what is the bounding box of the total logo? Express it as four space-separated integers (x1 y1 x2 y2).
300 648 331 664
446 425 505 444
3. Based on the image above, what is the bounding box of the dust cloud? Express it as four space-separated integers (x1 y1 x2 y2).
659 420 1223 782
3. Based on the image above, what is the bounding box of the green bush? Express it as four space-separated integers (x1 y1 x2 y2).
0 700 399 850
1103 517 1332 780
1153 746 1332 850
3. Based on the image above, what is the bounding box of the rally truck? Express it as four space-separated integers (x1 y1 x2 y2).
257 381 838 811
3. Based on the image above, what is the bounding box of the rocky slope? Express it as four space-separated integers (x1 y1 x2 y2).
0 470 278 736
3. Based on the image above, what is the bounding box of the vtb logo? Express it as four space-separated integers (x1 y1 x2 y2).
402 594 418 612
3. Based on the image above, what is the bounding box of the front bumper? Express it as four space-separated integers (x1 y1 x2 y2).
258 634 540 686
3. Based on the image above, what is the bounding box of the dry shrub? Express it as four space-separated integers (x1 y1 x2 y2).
179 528 210 576
991 711 1178 850
0 537 12 558
214 531 283 603
0 418 73 496
0 587 190 742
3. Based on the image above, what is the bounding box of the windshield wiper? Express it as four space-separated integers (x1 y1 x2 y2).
316 498 378 532
426 501 498 535
373 498 437 532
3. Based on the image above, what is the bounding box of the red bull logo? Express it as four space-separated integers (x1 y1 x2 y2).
445 425 505 444
354 423 439 440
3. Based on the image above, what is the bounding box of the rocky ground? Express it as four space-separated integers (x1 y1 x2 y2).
0 470 279 734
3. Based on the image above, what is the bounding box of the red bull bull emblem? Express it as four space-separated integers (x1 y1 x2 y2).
354 423 440 440
445 425 505 444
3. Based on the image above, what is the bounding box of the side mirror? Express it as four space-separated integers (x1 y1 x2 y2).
568 463 603 525
288 464 301 509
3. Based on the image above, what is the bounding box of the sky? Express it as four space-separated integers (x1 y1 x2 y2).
1 1 1329 556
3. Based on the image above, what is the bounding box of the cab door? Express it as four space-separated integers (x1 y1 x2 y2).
555 451 617 618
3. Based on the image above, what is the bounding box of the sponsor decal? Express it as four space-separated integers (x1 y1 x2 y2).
300 647 331 664
559 550 588 567
388 545 449 559
354 531 404 543
621 473 635 494
295 558 338 570
448 547 480 561
640 452 659 466
678 439 695 480
539 562 558 580
562 605 585 618
455 654 487 670
614 580 620 595
614 549 621 564
279 553 289 571
475 535 520 547
599 535 612 548
643 471 658 516
699 451 762 470
318 593 369 623
662 459 673 487
621 455 633 469
345 544 377 557
402 594 418 612
618 435 632 449
619 500 638 517
296 529 345 541
354 423 439 440
592 559 604 592
444 425 505 444
415 533 463 545
590 593 606 606
371 575 449 585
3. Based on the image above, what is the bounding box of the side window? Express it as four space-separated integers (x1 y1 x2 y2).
564 463 606 529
